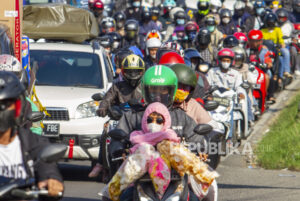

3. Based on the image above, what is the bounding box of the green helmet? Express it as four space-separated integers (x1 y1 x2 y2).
142 65 178 106
171 64 197 102
198 0 210 16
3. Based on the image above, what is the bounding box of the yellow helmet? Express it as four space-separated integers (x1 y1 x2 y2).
121 54 145 86
270 1 282 9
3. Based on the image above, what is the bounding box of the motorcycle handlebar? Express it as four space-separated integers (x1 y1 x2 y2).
11 189 63 199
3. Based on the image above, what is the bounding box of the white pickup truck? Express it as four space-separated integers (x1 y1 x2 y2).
30 41 113 162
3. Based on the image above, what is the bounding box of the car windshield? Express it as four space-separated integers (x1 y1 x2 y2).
31 50 103 88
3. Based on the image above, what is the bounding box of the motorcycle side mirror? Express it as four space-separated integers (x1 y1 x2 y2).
91 93 105 101
27 112 44 122
108 106 123 121
39 144 67 163
241 82 251 90
193 124 213 136
108 129 128 140
204 100 219 111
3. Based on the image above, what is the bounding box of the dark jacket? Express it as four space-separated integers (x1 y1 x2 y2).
125 7 142 21
18 127 63 183
217 21 237 35
144 56 156 69
116 107 204 143
99 81 143 115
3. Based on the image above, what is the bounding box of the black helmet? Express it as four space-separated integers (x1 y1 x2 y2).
113 11 126 29
100 17 116 34
264 12 278 28
0 71 25 101
124 19 139 39
142 7 152 22
196 27 211 46
151 6 160 16
223 35 239 48
107 32 122 50
170 63 197 102
276 8 289 25
98 35 113 48
114 48 133 69
220 8 232 18
294 0 300 13
204 15 217 26
174 11 186 25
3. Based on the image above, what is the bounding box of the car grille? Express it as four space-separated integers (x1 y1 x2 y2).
44 107 70 121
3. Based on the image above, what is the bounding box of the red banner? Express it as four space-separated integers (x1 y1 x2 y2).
15 0 21 62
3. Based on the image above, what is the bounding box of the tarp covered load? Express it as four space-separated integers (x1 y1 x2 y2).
23 4 99 43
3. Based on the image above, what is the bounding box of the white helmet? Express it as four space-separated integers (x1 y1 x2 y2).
169 7 185 21
0 54 28 88
146 38 162 56
210 0 222 7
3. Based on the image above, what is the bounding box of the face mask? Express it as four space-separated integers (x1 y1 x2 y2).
211 8 218 13
113 42 120 49
221 62 231 69
132 1 140 7
239 43 244 48
147 123 163 133
150 53 156 60
207 25 215 32
222 17 230 24
256 8 265 16
117 22 124 29
0 110 15 133
176 19 185 25
174 89 190 103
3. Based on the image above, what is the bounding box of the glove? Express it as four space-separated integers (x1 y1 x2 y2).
96 107 107 117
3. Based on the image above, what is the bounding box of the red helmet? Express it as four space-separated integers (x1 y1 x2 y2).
233 32 248 47
248 29 263 40
158 52 185 66
94 0 104 9
184 21 200 33
217 48 235 66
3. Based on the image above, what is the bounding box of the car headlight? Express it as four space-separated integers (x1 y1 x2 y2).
75 101 99 119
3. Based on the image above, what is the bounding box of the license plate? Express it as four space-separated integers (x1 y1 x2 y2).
43 124 60 136
213 97 230 107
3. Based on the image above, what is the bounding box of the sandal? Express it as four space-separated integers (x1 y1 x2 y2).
266 97 276 104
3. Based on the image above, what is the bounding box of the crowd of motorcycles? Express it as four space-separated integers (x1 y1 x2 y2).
2 0 300 200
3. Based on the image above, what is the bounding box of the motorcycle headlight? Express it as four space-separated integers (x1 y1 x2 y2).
75 101 99 119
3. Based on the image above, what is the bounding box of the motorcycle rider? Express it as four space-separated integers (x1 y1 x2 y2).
144 38 162 69
122 19 142 49
292 0 300 22
151 7 163 31
114 65 218 200
195 28 218 66
160 0 177 30
232 0 252 32
99 17 116 36
194 0 210 27
107 32 122 53
88 54 145 178
247 29 276 103
125 0 142 21
223 35 239 49
91 0 104 25
205 14 223 49
209 0 222 25
218 8 237 36
242 0 266 32
113 11 126 37
261 12 292 85
0 71 63 197
171 10 188 45
139 7 160 51
184 21 199 48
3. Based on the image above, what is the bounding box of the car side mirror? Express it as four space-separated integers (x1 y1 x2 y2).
194 124 213 136
108 129 128 140
27 112 44 122
91 93 105 101
204 100 219 111
241 82 251 90
39 144 67 163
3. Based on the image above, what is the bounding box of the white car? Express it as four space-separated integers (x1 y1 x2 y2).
30 41 113 161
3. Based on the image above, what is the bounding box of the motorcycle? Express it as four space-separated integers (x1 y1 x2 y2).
0 144 67 200
101 124 215 201
209 86 249 152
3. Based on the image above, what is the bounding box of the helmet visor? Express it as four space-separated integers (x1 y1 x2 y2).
123 68 144 80
126 30 136 39
144 85 175 106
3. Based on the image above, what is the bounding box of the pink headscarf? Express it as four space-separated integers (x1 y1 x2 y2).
130 102 180 153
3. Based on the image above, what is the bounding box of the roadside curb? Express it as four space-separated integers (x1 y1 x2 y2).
221 77 300 165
